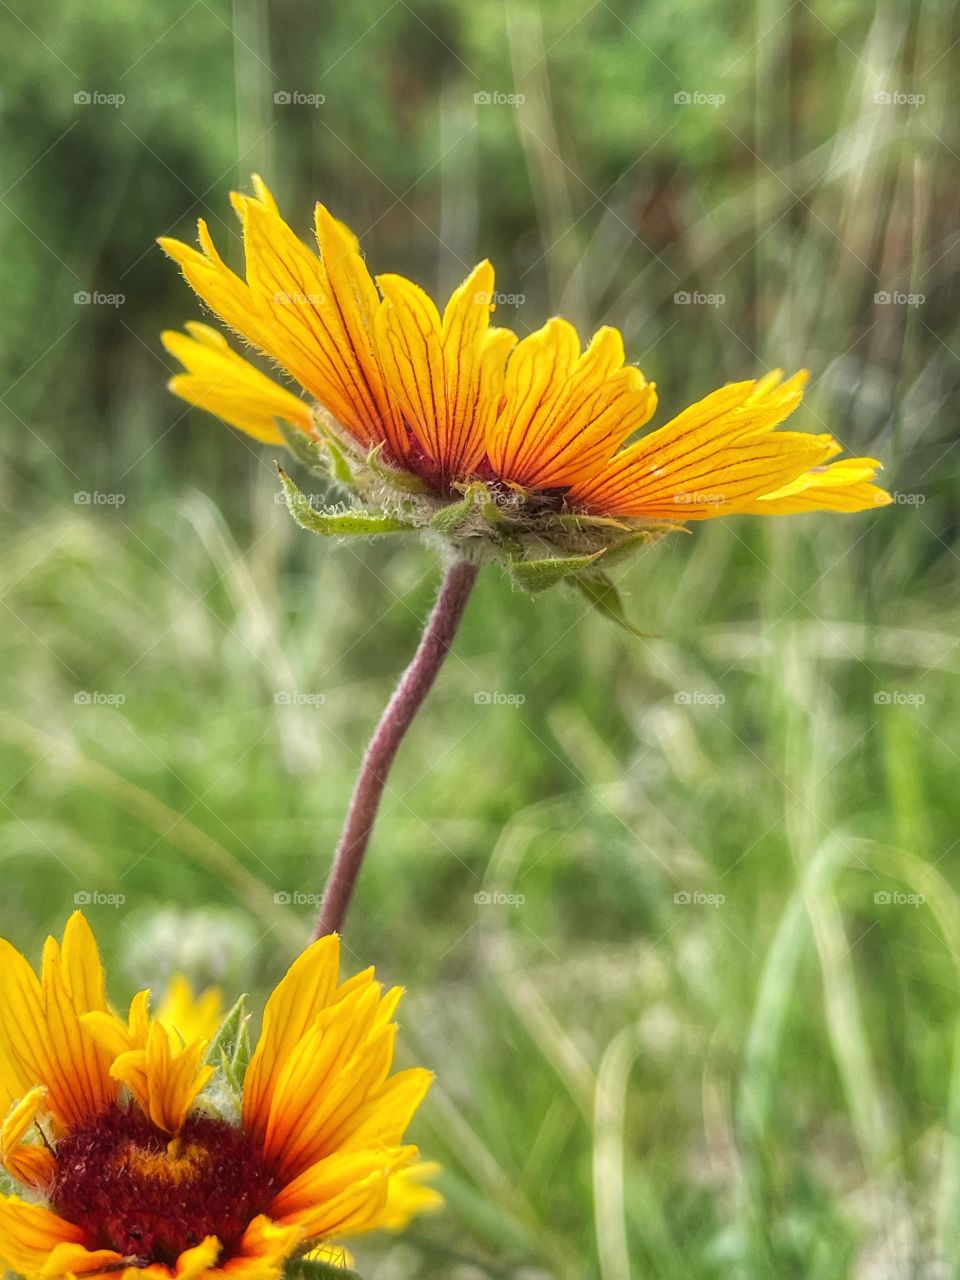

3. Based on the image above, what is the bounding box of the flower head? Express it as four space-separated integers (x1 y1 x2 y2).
160 178 890 606
0 914 435 1279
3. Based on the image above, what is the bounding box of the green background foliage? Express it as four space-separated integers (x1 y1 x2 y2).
1 0 958 1275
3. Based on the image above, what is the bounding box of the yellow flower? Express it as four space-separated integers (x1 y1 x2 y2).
159 177 890 578
0 914 434 1280
156 975 224 1048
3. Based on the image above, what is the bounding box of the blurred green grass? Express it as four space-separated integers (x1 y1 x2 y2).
2 0 959 1276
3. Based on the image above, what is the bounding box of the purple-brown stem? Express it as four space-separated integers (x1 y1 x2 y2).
314 558 480 939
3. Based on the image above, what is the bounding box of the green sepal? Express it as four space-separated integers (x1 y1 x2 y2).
278 467 415 537
508 549 605 592
277 422 334 474
430 483 484 533
205 994 252 1093
365 442 431 494
553 511 633 534
599 527 676 567
283 1259 363 1280
573 571 658 638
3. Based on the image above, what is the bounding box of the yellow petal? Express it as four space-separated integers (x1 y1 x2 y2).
0 1196 99 1279
1 1087 55 1189
375 263 516 480
110 1021 213 1135
243 935 341 1143
488 320 657 489
569 371 831 518
740 456 892 514
270 1146 417 1221
157 975 224 1049
0 914 115 1129
380 1161 445 1231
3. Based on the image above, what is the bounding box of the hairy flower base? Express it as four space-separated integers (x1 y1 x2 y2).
51 1103 279 1266
284 408 674 564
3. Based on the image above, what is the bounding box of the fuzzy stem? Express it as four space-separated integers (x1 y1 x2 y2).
315 559 479 939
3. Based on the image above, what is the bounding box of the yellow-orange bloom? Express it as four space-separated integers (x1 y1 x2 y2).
159 176 890 533
0 915 434 1280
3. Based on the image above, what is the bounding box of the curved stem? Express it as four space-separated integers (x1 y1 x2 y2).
315 559 479 939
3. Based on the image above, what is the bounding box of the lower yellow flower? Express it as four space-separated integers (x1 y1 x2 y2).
0 915 434 1279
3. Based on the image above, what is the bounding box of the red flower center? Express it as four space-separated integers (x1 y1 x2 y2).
51 1102 279 1267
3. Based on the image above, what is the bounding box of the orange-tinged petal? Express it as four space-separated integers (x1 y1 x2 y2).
278 1169 391 1243
163 325 312 444
0 1196 98 1279
568 371 830 518
109 1022 213 1136
313 202 408 459
440 261 518 475
219 1215 302 1280
337 1066 434 1153
375 263 516 480
374 274 446 463
1 1087 55 1189
0 914 115 1129
489 321 657 490
270 1146 416 1221
243 935 341 1142
264 1012 397 1179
